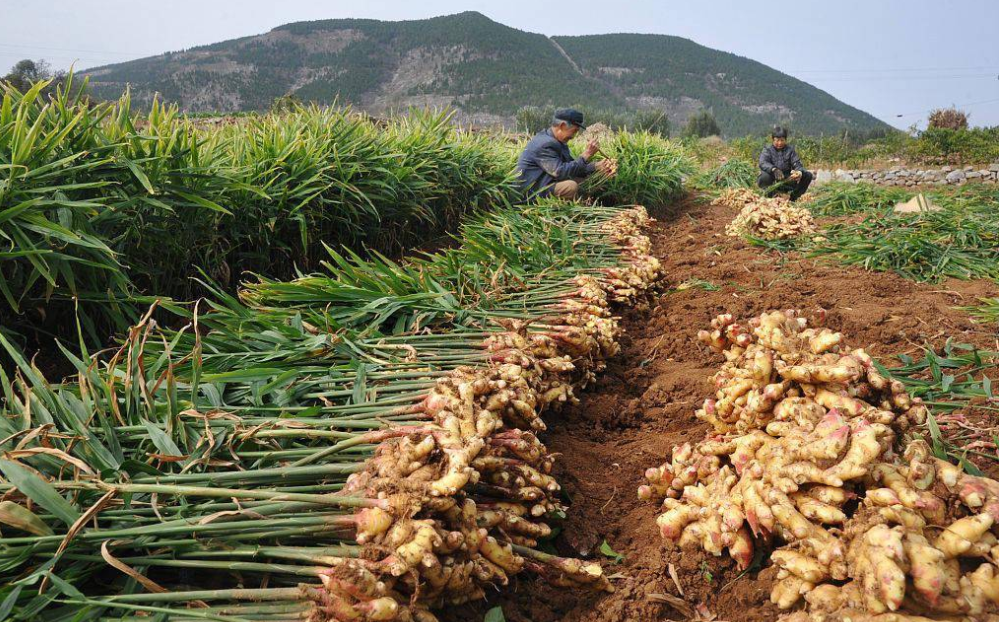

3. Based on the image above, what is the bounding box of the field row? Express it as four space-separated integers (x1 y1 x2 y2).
0 198 674 620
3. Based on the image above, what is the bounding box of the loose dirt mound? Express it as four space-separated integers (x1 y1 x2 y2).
445 196 999 622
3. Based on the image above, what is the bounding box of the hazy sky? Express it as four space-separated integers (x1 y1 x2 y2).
2 0 997 129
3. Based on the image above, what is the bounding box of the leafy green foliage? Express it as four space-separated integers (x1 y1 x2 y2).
3 68 693 351
881 341 999 472
807 188 999 282
692 158 757 190
515 105 669 137
910 127 999 164
967 298 999 325
726 126 999 169
0 79 518 344
805 182 911 216
770 184 999 283
632 109 672 138
599 540 625 563
581 131 695 206
2 59 87 100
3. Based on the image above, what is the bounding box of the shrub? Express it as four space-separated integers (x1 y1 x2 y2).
515 105 553 134
2 58 87 100
909 126 999 164
684 110 722 138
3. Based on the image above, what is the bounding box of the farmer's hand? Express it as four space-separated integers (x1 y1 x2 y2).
790 170 802 180
772 168 786 181
583 140 600 160
595 159 617 177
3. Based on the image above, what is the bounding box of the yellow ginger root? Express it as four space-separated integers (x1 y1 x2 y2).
851 524 907 613
779 356 864 384
479 536 524 574
935 513 995 559
771 574 816 610
356 508 395 544
712 187 759 210
872 464 945 523
822 418 884 483
773 397 827 428
904 532 947 607
724 195 817 240
644 310 999 621
772 549 830 583
791 493 847 524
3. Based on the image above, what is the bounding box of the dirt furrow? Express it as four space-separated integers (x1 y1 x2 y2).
449 195 999 622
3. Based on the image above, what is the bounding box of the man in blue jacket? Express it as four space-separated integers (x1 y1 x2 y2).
758 126 813 201
516 108 616 200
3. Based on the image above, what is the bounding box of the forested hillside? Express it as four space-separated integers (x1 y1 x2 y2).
85 11 888 135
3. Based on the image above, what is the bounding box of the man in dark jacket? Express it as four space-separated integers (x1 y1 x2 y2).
758 126 813 201
516 108 616 199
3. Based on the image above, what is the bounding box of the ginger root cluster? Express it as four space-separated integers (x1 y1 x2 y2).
719 192 817 240
641 310 999 620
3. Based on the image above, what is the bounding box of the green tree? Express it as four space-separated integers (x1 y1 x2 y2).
684 109 721 138
2 58 87 100
3 59 51 91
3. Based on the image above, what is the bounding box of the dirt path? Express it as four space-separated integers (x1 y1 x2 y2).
448 195 999 622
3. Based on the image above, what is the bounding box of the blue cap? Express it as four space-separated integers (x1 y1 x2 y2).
554 108 586 129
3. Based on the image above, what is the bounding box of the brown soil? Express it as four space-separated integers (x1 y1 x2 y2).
445 195 999 622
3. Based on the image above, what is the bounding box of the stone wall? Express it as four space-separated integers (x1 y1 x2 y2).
814 162 999 187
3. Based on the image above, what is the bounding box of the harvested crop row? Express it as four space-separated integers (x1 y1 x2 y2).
0 206 661 621
325 208 660 619
640 310 999 620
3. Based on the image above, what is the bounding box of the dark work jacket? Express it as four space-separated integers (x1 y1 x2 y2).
515 128 596 198
759 144 805 175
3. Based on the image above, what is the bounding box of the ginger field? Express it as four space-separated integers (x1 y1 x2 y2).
4 78 999 622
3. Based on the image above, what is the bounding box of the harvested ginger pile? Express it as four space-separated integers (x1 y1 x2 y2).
711 187 760 210
640 310 999 621
724 195 817 240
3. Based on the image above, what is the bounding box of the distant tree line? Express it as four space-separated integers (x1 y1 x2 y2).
2 59 89 99
515 106 672 137
515 105 733 140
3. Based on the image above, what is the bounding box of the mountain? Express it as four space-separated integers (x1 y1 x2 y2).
84 11 889 136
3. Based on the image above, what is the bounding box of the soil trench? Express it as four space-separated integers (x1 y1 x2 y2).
448 195 999 622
